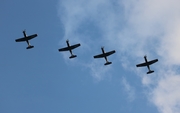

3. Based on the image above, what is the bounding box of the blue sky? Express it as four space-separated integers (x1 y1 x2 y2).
1 0 180 113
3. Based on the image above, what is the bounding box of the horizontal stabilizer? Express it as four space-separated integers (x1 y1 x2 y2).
147 70 154 74
104 62 112 65
26 45 34 49
69 55 77 59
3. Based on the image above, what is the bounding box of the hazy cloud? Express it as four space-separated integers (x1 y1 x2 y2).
58 0 180 112
122 0 180 113
151 74 180 113
58 0 120 80
122 77 135 102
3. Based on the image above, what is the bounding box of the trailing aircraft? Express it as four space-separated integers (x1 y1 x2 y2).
94 47 116 65
15 30 38 49
58 40 81 59
136 55 158 74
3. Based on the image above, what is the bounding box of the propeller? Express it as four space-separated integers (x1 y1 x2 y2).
23 29 26 33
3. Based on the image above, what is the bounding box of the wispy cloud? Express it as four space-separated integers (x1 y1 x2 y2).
87 60 112 82
122 77 135 102
121 1 180 113
151 74 180 113
58 0 180 112
58 0 120 80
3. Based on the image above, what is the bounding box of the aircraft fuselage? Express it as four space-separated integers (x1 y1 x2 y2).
66 40 70 47
144 56 148 63
101 47 105 54
23 31 27 38
101 47 110 64
22 31 30 46
144 56 154 74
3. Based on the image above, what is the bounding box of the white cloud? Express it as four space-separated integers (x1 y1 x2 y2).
151 74 180 113
58 0 120 80
58 0 180 112
121 0 180 113
87 60 112 82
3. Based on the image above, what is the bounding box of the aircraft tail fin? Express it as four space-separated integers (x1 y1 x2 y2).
69 55 77 59
104 62 112 65
147 70 154 74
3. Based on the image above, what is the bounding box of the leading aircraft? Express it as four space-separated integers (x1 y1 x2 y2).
15 30 38 49
136 55 158 74
58 40 81 59
94 47 116 65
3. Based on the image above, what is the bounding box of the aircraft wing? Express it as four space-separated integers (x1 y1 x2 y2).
15 34 37 42
136 59 158 67
136 62 148 67
58 43 81 51
94 50 115 58
147 59 158 65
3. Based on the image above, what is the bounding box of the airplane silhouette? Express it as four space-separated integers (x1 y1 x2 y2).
58 40 81 59
94 47 116 65
136 55 158 74
15 30 37 49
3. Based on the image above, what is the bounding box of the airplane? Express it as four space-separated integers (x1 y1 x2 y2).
94 47 116 65
58 40 81 59
15 30 38 49
136 55 158 74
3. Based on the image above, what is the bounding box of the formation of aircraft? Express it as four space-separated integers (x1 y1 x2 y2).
15 30 159 74
94 47 116 65
15 30 37 49
136 56 158 74
58 40 81 59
